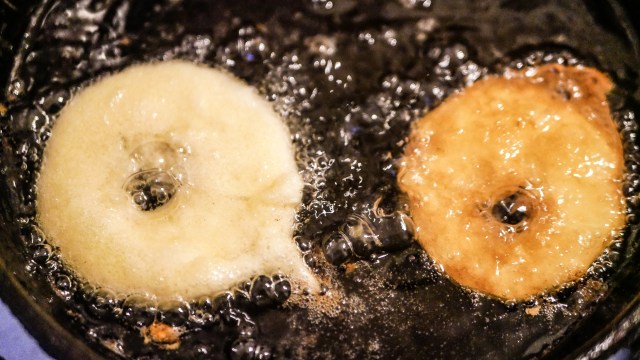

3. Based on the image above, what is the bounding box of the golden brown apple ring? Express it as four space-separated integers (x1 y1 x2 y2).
398 65 626 300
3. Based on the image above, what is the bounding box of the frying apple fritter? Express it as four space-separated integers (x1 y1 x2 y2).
37 61 318 301
398 65 625 300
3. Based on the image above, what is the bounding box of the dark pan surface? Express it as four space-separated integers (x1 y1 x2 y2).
1 1 640 359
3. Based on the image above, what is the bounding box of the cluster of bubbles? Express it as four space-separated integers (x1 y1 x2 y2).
23 237 292 360
619 110 640 226
124 170 178 211
123 141 186 211
322 212 415 266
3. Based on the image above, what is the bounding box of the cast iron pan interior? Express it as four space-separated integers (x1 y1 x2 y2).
0 1 640 359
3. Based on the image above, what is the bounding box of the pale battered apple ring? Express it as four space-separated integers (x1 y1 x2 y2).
398 64 626 301
36 61 318 301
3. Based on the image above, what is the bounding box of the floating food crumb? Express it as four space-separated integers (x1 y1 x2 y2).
141 321 182 350
525 306 541 316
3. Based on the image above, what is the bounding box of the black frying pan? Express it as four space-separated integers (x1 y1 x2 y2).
1 1 640 359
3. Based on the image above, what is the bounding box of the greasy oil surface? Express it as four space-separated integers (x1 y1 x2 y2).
1 0 640 359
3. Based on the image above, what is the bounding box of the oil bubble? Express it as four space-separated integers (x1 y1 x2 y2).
237 320 258 340
248 275 292 307
250 275 276 307
53 274 75 299
307 0 357 15
124 140 185 211
158 300 191 326
294 235 314 252
194 295 214 312
230 338 273 360
191 295 216 326
122 295 157 327
192 343 214 358
87 288 119 319
32 244 52 264
397 0 432 9
37 89 70 114
213 291 236 311
272 275 292 303
322 232 354 265
322 211 415 266
124 169 180 211
303 253 320 268
21 223 46 247
342 215 379 257
7 78 27 100
305 35 337 57
44 259 59 273
374 213 415 251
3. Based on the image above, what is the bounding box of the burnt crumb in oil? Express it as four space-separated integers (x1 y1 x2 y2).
2 0 640 359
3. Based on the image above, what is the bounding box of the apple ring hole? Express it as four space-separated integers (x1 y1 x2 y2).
491 190 534 226
124 141 185 211
480 186 539 234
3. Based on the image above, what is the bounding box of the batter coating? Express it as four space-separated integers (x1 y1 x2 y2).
398 65 626 300
37 61 317 301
